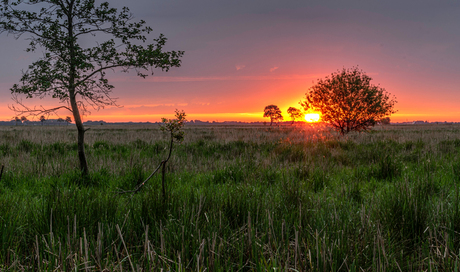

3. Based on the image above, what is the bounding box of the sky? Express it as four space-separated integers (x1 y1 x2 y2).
1 0 460 122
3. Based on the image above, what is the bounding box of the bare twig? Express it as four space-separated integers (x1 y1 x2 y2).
117 160 164 194
9 94 73 118
116 224 136 272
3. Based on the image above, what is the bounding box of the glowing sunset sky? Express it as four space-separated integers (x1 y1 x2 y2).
1 0 460 122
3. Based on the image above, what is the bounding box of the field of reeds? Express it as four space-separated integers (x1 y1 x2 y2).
2 123 460 271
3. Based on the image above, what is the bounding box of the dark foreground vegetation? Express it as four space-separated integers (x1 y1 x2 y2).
2 124 460 271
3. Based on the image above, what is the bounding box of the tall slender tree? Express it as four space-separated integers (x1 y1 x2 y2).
1 0 184 175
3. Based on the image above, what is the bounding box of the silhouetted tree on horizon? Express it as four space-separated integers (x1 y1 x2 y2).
39 115 46 125
65 116 72 125
263 105 283 126
287 107 303 125
301 67 396 135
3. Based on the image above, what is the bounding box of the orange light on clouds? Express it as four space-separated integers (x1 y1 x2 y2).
304 113 320 123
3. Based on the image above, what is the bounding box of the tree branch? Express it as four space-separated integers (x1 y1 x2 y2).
75 64 123 87
117 160 165 194
9 102 72 118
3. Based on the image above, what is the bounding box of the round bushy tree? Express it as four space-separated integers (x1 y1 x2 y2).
301 67 396 135
263 105 283 126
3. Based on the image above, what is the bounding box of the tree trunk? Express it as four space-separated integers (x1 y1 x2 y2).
77 124 89 176
69 90 89 176
66 1 88 176
74 115 88 175
69 101 88 176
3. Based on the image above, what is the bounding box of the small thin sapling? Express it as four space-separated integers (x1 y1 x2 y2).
120 110 186 200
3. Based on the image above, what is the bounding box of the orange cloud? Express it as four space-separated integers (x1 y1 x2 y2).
235 64 246 71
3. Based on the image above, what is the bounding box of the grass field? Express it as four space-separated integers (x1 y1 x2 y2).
2 123 460 271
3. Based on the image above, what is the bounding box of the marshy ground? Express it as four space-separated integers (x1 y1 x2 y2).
1 123 460 271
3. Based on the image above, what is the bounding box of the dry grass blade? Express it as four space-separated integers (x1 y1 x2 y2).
116 224 135 272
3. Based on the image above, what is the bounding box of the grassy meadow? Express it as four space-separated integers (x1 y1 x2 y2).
2 123 460 271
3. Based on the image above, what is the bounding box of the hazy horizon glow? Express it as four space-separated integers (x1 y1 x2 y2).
305 113 321 123
1 100 459 123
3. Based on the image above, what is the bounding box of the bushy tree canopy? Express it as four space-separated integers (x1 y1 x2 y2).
1 0 183 113
263 105 283 126
287 107 303 125
301 67 396 135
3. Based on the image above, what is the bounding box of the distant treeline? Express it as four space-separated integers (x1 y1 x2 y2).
2 119 459 126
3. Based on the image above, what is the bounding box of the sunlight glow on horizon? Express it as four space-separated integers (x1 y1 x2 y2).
0 112 458 123
304 113 320 123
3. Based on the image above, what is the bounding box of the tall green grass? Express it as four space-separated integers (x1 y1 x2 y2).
1 124 460 270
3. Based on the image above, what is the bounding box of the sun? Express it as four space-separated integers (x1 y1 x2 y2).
304 113 320 123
